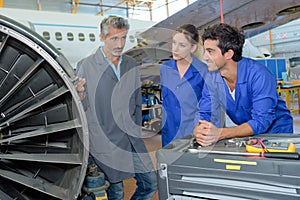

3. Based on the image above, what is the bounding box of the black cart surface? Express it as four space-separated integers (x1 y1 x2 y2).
156 134 300 200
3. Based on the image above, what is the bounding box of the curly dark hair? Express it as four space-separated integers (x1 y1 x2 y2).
201 23 245 62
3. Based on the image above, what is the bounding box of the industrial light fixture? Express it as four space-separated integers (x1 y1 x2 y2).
240 22 265 31
277 5 300 16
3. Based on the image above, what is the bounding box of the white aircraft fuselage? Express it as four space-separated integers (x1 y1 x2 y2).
0 8 156 69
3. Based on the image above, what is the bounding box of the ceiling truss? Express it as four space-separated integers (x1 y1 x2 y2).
68 0 179 20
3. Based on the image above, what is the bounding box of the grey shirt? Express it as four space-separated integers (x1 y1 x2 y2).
76 47 154 183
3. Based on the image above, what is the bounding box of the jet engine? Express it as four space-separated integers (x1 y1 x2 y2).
0 15 88 199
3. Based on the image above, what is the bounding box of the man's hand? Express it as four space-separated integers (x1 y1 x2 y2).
76 77 86 100
193 120 221 146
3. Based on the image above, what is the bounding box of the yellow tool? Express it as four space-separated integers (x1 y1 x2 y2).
246 138 296 153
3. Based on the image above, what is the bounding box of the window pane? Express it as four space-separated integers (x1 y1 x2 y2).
55 32 62 41
89 33 96 42
43 31 50 40
78 33 85 41
67 32 74 41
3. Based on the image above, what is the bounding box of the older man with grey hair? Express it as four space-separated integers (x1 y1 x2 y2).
76 15 157 200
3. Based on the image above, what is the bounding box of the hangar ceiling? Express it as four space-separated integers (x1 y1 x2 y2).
1 0 194 21
2 0 300 63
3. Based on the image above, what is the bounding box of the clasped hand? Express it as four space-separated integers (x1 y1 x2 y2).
193 120 221 147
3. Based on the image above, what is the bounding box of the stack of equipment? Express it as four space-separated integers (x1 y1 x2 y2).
156 134 300 200
80 164 109 200
141 80 162 133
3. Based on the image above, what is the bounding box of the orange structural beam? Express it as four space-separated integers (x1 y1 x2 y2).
269 30 273 51
71 0 79 14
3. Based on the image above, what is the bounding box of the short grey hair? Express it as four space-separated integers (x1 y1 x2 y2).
100 15 130 36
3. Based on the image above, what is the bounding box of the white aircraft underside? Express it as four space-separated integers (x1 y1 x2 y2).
127 0 300 66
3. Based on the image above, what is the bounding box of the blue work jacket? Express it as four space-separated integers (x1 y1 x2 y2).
197 57 293 134
160 55 208 146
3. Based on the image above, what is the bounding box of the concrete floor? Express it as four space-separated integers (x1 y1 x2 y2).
124 132 161 200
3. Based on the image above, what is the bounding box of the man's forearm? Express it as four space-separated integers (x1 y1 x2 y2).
218 123 254 140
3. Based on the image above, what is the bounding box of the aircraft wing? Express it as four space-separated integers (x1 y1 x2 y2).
127 0 300 66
